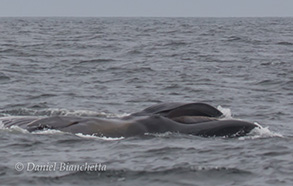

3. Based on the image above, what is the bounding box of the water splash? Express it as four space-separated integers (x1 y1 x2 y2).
217 105 232 119
239 122 283 140
144 132 174 137
0 124 29 134
32 129 66 135
75 133 125 141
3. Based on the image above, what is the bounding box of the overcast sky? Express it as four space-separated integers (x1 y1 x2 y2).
0 0 292 17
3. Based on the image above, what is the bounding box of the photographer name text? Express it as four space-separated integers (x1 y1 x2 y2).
15 162 106 172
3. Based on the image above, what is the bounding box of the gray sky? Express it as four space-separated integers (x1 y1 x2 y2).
0 0 292 17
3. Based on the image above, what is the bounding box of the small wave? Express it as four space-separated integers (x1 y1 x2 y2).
276 41 293 46
239 122 283 140
129 67 155 73
164 84 181 90
42 166 252 184
0 72 11 81
254 79 280 86
28 94 57 100
224 36 243 42
189 166 251 174
161 40 188 47
126 49 142 55
79 59 116 64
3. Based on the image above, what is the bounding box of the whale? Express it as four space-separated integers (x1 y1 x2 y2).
126 102 224 118
1 103 258 137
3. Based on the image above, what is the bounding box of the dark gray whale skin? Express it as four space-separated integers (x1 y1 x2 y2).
126 102 224 118
1 103 258 138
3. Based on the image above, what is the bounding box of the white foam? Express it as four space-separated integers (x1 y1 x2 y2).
1 125 30 134
144 131 174 137
239 122 283 140
216 106 283 139
75 133 125 141
32 129 65 135
46 108 100 116
217 105 232 119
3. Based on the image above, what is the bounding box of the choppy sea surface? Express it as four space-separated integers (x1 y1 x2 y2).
0 17 292 186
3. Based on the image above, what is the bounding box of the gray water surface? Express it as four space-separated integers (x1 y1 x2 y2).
0 17 292 186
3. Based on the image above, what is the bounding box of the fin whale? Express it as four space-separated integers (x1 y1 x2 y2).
1 103 258 138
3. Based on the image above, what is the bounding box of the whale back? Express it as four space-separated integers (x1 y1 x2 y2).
128 102 223 118
25 116 87 132
171 116 218 124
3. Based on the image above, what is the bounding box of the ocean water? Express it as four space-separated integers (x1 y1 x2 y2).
0 17 292 185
